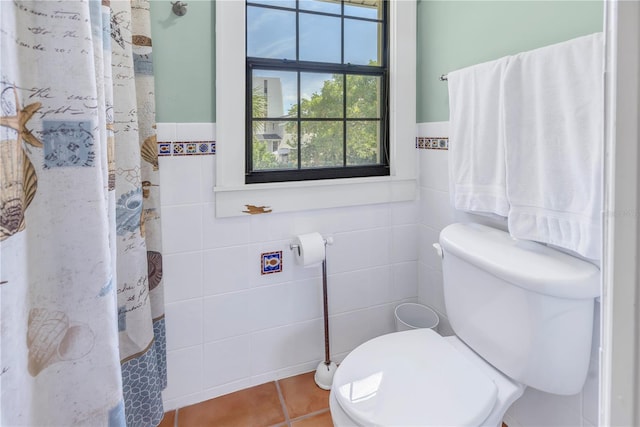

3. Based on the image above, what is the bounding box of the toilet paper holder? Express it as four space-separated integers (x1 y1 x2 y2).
289 236 333 256
289 234 337 389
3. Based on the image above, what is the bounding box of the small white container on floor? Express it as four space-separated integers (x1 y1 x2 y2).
394 303 439 332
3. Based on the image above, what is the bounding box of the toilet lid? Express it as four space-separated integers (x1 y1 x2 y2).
333 328 498 427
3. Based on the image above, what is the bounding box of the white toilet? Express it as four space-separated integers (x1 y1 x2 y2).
329 223 600 427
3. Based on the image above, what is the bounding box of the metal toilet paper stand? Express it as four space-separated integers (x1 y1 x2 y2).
290 236 337 389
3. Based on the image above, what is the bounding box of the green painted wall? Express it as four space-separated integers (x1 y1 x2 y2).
149 1 602 124
416 0 603 123
150 0 215 123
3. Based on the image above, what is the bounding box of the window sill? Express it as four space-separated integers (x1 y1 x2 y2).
214 176 416 217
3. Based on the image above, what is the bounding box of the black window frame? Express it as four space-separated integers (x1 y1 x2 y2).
245 0 390 184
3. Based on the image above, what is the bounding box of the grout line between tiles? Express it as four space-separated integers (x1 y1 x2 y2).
289 408 331 424
173 408 179 427
275 379 292 426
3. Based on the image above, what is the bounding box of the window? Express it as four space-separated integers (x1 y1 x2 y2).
246 0 389 183
215 1 416 217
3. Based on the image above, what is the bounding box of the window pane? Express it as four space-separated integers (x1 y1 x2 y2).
346 121 380 165
252 70 298 118
344 19 380 65
299 0 341 15
245 0 389 181
248 0 296 9
300 121 343 168
253 121 298 170
299 13 341 63
346 74 380 118
247 6 296 60
300 73 343 118
344 0 383 20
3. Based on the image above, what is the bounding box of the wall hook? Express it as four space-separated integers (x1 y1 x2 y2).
171 1 187 16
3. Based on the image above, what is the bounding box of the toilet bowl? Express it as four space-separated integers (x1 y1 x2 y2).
329 223 600 427
329 329 524 427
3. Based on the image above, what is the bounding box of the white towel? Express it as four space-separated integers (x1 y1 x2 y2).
503 33 604 259
448 57 510 217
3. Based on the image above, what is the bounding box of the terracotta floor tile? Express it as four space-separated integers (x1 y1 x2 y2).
290 410 334 427
158 410 175 427
278 372 330 419
177 382 285 427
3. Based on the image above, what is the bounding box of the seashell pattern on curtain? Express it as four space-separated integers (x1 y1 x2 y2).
0 1 166 425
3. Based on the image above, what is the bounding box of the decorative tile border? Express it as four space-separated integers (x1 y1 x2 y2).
261 251 283 275
416 137 448 150
158 141 216 157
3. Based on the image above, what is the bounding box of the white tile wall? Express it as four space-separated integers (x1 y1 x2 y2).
203 336 251 389
390 200 420 225
158 156 203 205
250 319 325 375
202 292 251 342
163 252 203 303
158 123 419 410
329 304 396 355
328 266 392 315
202 204 251 250
328 228 391 275
391 262 419 301
391 224 419 263
582 302 600 425
165 299 203 350
161 204 203 254
163 345 203 401
507 389 583 427
202 246 250 295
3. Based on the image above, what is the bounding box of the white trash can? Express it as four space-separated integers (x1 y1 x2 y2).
394 303 439 332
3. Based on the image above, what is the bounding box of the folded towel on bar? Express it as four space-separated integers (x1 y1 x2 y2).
448 56 510 217
502 32 604 259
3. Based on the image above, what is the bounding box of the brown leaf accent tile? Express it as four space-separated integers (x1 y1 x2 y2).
178 382 285 427
279 372 330 420
242 205 273 215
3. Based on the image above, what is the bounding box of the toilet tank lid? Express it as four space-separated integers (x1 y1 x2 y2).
440 223 600 299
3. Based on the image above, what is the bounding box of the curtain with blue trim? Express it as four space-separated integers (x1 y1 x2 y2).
0 1 166 425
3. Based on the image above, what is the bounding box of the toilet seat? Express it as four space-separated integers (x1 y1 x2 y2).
332 328 500 427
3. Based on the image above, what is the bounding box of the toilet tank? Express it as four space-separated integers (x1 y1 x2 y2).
439 223 600 395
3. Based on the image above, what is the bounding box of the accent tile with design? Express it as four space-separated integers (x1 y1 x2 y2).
158 141 216 157
261 251 283 275
185 143 197 154
416 137 448 150
158 142 172 156
172 142 185 155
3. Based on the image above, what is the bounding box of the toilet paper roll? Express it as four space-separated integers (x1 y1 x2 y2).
293 232 326 267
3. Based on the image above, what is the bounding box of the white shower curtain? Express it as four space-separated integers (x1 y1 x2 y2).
0 1 166 425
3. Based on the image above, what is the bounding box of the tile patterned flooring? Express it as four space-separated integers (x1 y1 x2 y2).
159 371 333 427
159 370 511 427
